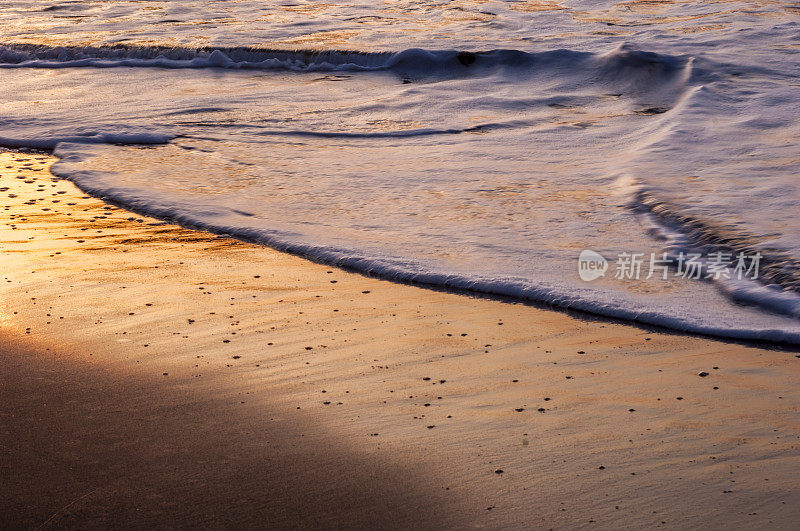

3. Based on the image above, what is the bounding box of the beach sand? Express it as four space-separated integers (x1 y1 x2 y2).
1 151 799 529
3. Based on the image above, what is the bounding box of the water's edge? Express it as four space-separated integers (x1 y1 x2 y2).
4 145 797 347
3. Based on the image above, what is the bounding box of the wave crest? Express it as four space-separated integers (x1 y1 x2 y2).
0 42 697 80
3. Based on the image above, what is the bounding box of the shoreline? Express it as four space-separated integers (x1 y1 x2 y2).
30 145 800 348
2 150 800 528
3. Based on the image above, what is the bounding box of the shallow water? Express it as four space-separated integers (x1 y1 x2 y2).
1 1 799 341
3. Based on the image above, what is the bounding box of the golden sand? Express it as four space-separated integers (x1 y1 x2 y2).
1 151 799 528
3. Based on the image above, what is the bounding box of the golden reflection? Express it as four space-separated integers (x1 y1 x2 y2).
1 0 791 52
509 1 568 13
278 30 362 47
280 3 336 17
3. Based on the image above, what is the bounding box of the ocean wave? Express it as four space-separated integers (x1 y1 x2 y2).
0 42 700 80
0 132 174 150
627 179 800 320
250 124 504 138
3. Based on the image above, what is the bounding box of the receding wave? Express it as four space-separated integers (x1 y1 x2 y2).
629 184 800 320
632 187 800 292
42 142 800 345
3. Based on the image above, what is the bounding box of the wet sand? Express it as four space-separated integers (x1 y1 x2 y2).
1 151 799 529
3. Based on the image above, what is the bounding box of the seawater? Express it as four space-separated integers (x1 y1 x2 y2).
1 1 799 342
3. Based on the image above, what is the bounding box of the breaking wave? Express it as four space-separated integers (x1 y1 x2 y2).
0 42 701 81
